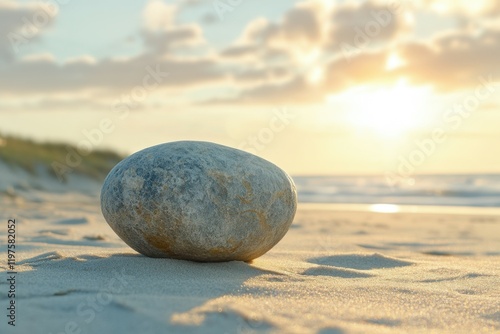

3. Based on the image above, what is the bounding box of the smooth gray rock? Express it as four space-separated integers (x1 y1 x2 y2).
100 141 297 262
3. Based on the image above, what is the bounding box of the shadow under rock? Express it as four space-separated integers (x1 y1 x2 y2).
12 252 277 334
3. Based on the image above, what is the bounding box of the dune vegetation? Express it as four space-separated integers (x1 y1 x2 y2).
0 134 123 180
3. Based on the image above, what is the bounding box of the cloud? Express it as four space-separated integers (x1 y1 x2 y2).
0 53 226 94
229 0 408 50
210 77 318 105
199 1 407 104
220 44 259 58
0 1 321 99
1 0 498 108
272 2 323 45
231 66 290 84
142 0 176 31
141 0 205 53
201 0 500 105
417 0 500 16
240 2 323 48
327 1 409 49
0 0 220 95
396 28 500 90
207 50 389 105
142 25 205 53
0 0 420 102
0 1 57 62
207 24 500 104
0 97 114 112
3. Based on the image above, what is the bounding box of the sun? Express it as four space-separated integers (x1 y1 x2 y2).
330 81 432 138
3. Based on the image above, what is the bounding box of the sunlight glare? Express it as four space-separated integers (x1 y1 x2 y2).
370 204 400 213
386 53 406 71
431 0 490 14
300 48 320 65
329 81 432 138
308 67 324 84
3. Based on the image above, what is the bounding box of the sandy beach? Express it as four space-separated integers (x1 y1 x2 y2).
1 188 499 334
2 0 500 333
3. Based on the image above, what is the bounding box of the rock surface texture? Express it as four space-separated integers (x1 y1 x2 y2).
101 141 297 262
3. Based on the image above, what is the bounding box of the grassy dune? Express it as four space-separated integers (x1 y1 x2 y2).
0 134 123 181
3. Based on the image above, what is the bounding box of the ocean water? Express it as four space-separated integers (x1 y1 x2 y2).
294 174 500 208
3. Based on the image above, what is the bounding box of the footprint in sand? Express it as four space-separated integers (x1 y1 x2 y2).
318 327 344 334
39 229 70 236
308 253 413 270
302 266 374 278
301 253 412 278
18 252 104 266
55 217 89 225
17 251 65 265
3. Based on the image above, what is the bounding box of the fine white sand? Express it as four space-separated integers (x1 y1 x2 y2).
1 190 500 333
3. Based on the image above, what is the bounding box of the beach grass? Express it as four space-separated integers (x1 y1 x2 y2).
0 134 123 180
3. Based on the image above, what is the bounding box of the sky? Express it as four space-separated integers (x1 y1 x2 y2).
0 0 499 177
